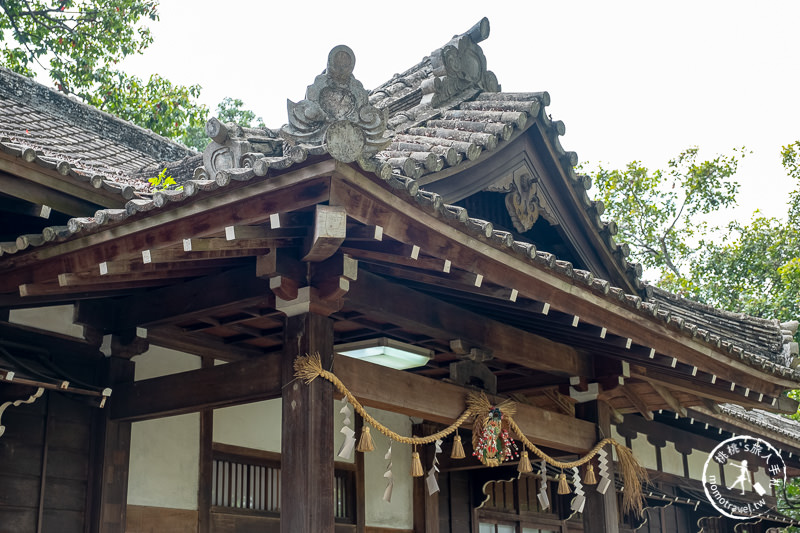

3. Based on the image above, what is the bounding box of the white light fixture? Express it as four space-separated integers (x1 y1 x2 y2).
335 338 433 370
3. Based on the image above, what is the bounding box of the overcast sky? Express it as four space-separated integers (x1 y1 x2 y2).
119 1 800 224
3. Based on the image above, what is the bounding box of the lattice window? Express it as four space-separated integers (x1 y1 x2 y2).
211 448 354 522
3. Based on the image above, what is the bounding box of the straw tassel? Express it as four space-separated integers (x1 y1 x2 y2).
613 442 649 516
583 462 597 485
517 450 533 474
411 450 424 477
451 434 465 459
557 471 570 495
356 426 375 452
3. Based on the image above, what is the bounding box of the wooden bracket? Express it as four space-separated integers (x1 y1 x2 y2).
302 205 347 262
449 339 493 362
449 359 497 394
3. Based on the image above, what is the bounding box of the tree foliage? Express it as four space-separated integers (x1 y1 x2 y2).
591 147 742 290
0 1 261 151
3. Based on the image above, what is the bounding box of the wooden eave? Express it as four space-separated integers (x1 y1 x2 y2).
0 156 796 421
0 150 130 215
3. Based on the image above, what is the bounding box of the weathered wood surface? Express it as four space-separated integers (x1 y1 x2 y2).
281 313 335 533
334 355 595 453
330 166 796 394
110 353 282 421
346 270 591 377
578 401 620 533
0 162 335 291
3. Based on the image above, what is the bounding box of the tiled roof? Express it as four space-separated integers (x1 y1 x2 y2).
0 21 797 383
0 66 195 194
717 403 800 443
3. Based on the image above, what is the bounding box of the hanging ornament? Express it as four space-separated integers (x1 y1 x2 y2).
383 443 393 502
570 466 586 513
517 450 533 474
597 447 612 495
537 459 550 511
337 397 356 460
583 462 597 485
451 432 466 459
426 439 443 495
557 471 570 495
356 426 375 452
411 447 424 477
471 401 518 467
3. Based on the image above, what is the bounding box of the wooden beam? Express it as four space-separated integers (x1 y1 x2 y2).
110 352 283 421
648 381 688 417
630 366 790 413
0 172 99 217
0 155 128 209
330 167 798 393
0 163 334 291
107 348 595 453
334 356 595 454
146 326 266 362
60 266 222 287
76 266 273 330
182 237 299 252
619 384 654 421
346 270 592 377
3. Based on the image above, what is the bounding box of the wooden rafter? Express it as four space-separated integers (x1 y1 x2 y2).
619 383 654 421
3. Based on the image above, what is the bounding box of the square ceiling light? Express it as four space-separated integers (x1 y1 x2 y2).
335 338 433 370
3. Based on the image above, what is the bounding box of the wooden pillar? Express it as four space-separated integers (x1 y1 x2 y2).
89 356 134 533
197 358 214 533
577 400 620 533
412 422 439 533
281 313 335 533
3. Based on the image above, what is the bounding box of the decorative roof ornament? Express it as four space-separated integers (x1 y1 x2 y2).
280 45 391 164
199 118 282 181
421 17 500 108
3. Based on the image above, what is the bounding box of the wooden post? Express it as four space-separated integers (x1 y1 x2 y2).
281 313 335 533
197 358 214 533
577 400 620 533
89 356 134 533
412 423 439 533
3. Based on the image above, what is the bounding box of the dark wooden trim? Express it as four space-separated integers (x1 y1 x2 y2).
35 392 50 533
198 358 213 533
330 166 795 394
110 352 283 421
0 165 334 291
355 415 366 533
89 357 134 533
346 270 592 377
577 401 619 533
281 313 335 533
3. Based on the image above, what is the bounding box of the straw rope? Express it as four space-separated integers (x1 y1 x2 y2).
294 353 648 514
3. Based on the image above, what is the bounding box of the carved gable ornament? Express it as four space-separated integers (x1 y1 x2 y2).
487 161 557 233
421 18 500 108
280 45 392 163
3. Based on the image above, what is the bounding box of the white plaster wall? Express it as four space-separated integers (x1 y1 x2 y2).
213 398 354 464
723 459 742 489
753 467 772 496
630 433 658 471
686 449 708 481
127 345 202 509
363 408 413 530
661 441 684 476
9 304 84 338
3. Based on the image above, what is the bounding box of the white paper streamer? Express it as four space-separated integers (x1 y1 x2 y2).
597 447 611 495
538 459 550 510
383 443 393 502
571 466 586 513
337 398 356 460
426 439 443 495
